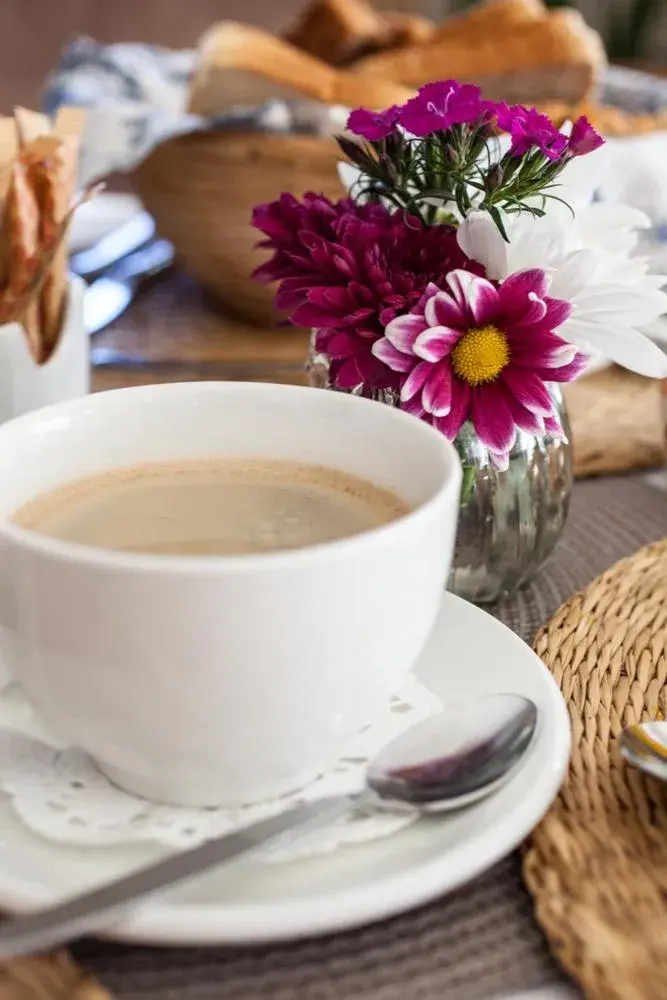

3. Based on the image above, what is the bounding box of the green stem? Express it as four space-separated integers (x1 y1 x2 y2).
459 463 476 508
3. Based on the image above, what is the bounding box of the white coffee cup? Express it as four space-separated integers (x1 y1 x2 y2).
0 382 461 807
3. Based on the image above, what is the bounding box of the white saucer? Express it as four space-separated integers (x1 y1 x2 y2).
0 593 570 947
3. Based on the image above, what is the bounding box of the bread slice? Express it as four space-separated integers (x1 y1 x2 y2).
384 12 436 49
352 9 606 106
335 71 413 111
431 0 545 44
188 21 413 117
189 22 338 112
284 0 392 66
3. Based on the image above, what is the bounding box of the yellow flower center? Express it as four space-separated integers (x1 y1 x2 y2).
451 325 510 386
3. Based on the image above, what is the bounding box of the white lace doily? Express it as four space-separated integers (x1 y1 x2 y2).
0 677 441 863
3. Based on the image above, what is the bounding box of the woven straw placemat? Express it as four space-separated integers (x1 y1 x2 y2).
564 368 665 478
524 538 667 1000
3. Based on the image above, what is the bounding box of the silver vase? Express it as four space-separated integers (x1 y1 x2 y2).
307 338 573 604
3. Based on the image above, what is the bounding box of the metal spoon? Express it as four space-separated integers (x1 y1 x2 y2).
620 721 667 781
0 692 537 958
70 210 157 280
82 237 175 336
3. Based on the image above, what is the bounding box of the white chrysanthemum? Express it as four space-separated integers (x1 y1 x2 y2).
457 207 667 378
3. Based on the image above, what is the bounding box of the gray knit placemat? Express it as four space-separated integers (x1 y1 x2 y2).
75 473 667 1000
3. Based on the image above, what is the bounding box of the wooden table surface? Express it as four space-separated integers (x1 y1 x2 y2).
89 265 666 479
90 269 311 392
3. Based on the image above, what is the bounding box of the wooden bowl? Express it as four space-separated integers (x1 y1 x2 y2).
132 131 344 326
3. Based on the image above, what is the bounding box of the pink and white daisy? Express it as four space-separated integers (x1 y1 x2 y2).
372 269 586 470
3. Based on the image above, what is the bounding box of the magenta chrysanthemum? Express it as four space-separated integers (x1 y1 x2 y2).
495 104 568 160
399 80 487 137
372 269 588 469
252 194 481 393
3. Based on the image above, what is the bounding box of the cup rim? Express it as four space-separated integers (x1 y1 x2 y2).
0 381 462 575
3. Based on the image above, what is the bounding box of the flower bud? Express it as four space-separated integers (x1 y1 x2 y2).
476 118 496 141
335 135 369 168
485 163 504 194
439 142 457 167
499 154 520 181
383 131 403 162
379 153 400 186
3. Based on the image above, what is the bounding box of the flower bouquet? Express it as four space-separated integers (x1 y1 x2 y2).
252 81 667 601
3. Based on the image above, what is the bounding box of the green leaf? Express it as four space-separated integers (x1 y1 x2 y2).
543 193 576 218
487 204 510 242
454 183 469 220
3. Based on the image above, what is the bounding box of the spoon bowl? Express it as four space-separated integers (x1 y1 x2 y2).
368 693 538 810
620 721 667 782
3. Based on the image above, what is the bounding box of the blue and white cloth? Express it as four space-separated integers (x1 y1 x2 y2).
42 36 347 187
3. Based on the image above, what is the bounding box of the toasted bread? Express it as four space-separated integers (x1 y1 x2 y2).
285 0 391 66
432 0 545 43
353 9 606 106
384 12 436 49
188 21 413 116
335 72 413 111
189 22 338 111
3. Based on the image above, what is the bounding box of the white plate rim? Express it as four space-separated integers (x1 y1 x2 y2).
0 593 570 947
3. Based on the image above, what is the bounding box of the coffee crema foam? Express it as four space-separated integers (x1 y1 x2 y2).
11 459 410 556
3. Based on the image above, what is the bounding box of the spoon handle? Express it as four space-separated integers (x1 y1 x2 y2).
0 796 350 958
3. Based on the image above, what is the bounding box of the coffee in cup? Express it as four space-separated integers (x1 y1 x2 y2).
11 458 410 556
